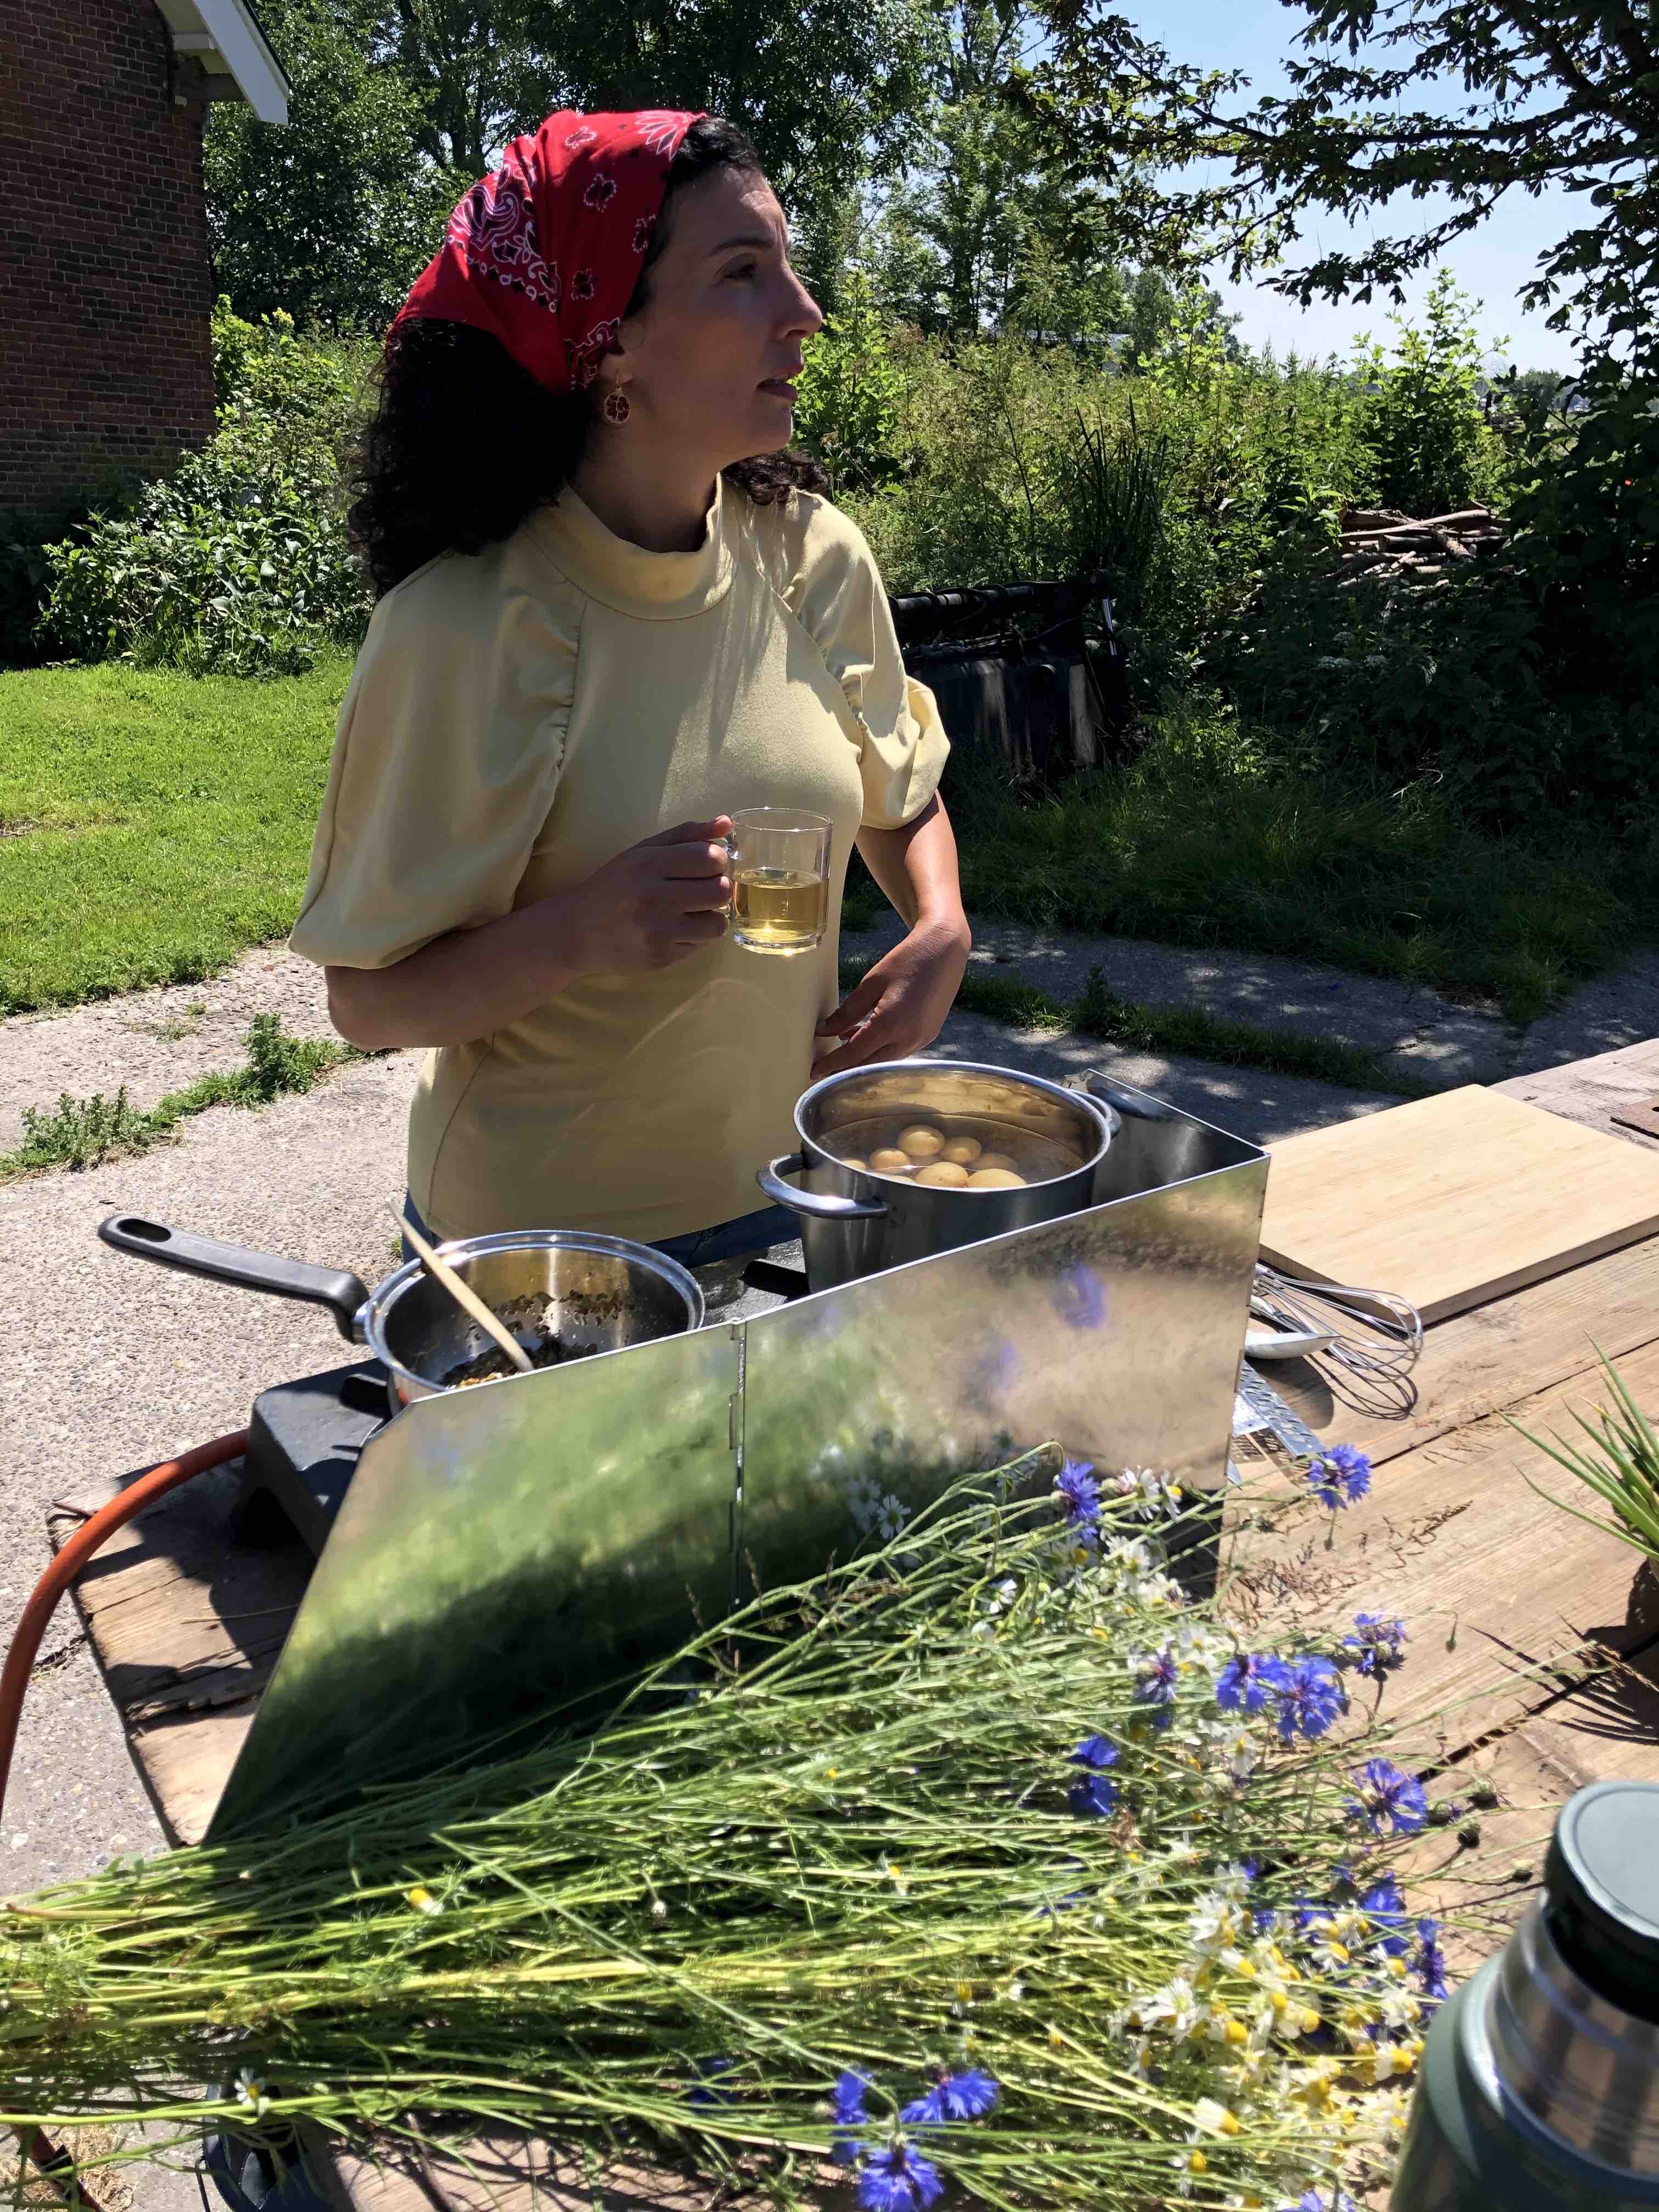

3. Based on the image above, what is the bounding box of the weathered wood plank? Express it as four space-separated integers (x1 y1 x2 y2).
1224 1336 1659 1742
1262 1234 1659 1466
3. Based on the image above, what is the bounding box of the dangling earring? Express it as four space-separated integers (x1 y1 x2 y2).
603 386 631 425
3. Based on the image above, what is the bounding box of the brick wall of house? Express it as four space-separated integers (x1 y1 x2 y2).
0 0 217 518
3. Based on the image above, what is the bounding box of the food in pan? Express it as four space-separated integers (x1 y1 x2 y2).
914 1160 969 1188
442 1334 597 1388
829 1114 1079 1189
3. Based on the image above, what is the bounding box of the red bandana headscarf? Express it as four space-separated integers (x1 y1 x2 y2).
392 108 707 395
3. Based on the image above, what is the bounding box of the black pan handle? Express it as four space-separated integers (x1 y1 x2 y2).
1085 1072 1177 1124
97 1215 369 1341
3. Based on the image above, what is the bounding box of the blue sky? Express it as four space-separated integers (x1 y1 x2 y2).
1149 0 1583 372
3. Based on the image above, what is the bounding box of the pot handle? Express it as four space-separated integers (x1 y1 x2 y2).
755 1154 889 1222
97 1214 368 1341
1085 1073 1177 1124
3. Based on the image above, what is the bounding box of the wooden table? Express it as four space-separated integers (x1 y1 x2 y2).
46 1064 1659 2210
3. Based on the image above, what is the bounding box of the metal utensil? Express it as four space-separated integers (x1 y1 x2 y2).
1251 1260 1423 1414
392 1205 533 1376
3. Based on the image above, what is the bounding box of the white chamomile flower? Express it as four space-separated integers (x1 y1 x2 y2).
1191 2097 1242 2139
1138 1975 1203 2039
1187 1891 1240 1954
235 2068 271 2117
1373 2085 1414 2137
1364 2036 1419 2083
1379 1984 1424 2032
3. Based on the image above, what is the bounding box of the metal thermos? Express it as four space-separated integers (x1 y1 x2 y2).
1391 1779 1659 2209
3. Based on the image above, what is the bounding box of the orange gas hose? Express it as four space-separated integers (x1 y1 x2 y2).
0 1429 250 1832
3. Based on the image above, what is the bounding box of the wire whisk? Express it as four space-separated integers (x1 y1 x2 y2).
1251 1261 1424 1417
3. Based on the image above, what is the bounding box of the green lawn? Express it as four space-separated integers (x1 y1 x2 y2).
3 661 1651 1030
0 657 349 1014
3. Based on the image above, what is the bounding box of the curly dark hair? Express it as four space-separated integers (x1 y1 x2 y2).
346 115 829 595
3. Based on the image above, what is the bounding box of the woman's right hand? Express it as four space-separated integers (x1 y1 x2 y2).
552 816 734 977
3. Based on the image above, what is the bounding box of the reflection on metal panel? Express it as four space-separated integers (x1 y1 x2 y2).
211 1323 741 1836
740 1147 1266 1598
213 1086 1266 1836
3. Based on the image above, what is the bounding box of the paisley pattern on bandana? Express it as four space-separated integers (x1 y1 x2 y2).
393 108 706 394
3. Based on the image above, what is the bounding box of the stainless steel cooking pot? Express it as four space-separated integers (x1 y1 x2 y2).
755 1059 1115 1289
96 1216 705 1412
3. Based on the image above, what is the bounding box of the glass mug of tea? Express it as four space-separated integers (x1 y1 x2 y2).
724 808 832 956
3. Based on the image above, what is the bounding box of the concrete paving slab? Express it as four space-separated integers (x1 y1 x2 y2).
929 1007 1397 1143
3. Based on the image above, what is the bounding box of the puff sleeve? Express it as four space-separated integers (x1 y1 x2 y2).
772 498 950 831
288 554 580 972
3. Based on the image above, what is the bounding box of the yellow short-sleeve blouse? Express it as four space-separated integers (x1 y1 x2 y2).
288 476 949 1243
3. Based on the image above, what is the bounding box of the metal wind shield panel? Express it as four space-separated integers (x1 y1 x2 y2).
209 1082 1266 1838
738 1149 1266 1597
209 1321 742 1836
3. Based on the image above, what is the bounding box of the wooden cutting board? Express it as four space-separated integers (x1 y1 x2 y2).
1260 1084 1659 1322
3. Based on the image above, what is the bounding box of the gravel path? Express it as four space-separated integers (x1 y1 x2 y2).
10 921 1655 1154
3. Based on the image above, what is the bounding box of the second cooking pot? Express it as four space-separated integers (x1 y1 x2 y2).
96 1218 705 1411
756 1059 1115 1290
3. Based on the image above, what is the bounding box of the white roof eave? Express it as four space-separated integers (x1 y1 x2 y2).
157 0 290 121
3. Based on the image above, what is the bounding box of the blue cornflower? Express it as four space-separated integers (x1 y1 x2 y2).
832 2071 871 2126
1280 2194 1361 2212
1054 1263 1107 1330
856 2141 944 2212
1339 1612 1408 1678
1068 1733 1120 1771
1361 1875 1411 1956
689 2057 736 2106
1133 1646 1179 1728
1066 1737 1120 1816
1348 1757 1429 1836
901 2068 1000 2125
1276 1655 1345 1742
1067 1771 1120 1818
1216 1651 1294 1713
1415 1916 1449 2000
1306 1443 1373 1510
1054 1458 1101 1530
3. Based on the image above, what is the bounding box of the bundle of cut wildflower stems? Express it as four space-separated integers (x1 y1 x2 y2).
0 1451 1466 2210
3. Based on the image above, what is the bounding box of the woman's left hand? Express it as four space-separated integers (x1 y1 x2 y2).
811 916 972 1077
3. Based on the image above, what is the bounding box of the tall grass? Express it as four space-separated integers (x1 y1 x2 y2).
939 707 1650 1024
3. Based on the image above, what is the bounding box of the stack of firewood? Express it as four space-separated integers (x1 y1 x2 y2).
1334 505 1505 584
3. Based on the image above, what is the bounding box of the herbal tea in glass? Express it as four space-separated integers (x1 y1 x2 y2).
726 809 832 956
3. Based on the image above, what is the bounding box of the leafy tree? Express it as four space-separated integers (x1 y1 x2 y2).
205 0 461 327
792 269 907 493
1355 270 1504 515
861 0 1204 353
1023 0 1659 365
210 0 936 330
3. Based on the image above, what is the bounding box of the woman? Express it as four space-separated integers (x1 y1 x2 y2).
291 108 969 1261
